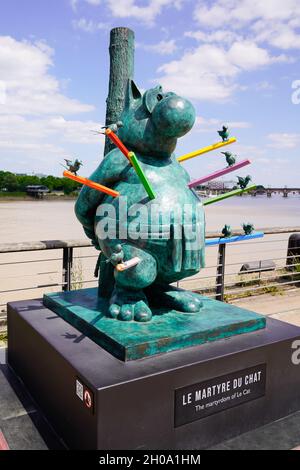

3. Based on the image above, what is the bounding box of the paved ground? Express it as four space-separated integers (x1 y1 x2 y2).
231 288 300 327
210 412 300 450
0 348 65 450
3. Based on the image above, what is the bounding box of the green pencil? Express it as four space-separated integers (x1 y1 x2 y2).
128 152 156 200
203 184 257 206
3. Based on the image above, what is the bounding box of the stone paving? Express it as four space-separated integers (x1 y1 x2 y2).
210 412 300 450
230 289 300 327
0 348 64 450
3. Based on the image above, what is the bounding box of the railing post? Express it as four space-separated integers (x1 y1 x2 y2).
287 233 300 271
62 247 73 291
215 243 226 301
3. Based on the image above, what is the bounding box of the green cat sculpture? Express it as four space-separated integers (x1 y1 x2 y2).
75 80 205 322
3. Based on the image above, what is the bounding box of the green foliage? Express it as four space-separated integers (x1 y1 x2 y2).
0 170 81 194
71 260 84 290
62 177 79 195
293 257 300 273
224 285 284 302
1 172 18 191
0 191 27 197
0 332 7 345
290 257 300 282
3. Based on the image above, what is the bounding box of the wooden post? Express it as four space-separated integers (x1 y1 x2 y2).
104 27 135 156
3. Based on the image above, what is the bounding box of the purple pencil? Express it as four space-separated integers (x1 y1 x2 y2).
188 159 251 189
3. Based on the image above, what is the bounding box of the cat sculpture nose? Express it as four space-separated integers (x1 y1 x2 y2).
152 94 196 138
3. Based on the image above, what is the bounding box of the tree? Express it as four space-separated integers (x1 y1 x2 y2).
3 173 19 192
62 178 80 195
0 170 82 194
0 171 7 189
41 176 56 191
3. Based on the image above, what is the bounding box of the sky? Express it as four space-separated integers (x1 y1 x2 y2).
0 0 300 186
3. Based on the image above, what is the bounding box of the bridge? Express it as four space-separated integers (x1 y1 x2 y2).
197 186 300 197
252 188 300 197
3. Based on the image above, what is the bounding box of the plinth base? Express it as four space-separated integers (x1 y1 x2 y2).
43 288 265 361
7 299 300 450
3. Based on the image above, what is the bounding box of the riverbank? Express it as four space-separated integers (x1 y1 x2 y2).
0 193 77 202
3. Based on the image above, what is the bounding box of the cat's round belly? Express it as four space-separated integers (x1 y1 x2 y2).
104 179 203 214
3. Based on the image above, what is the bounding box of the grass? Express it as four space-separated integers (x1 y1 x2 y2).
0 332 7 346
0 192 77 200
292 258 300 281
71 260 84 290
0 191 27 198
224 284 285 302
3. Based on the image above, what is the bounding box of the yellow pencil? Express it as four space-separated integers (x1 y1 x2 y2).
178 137 237 163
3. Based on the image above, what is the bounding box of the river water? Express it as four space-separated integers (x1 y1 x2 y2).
0 195 299 243
0 195 299 306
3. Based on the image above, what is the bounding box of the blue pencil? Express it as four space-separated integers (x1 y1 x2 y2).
205 232 264 247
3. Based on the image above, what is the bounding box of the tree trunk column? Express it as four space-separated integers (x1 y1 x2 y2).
104 27 135 156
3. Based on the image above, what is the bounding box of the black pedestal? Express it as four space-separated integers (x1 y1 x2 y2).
7 299 300 450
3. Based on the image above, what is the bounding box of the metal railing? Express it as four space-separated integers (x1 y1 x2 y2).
0 227 299 319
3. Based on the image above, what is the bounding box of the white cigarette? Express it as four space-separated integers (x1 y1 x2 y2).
116 257 141 272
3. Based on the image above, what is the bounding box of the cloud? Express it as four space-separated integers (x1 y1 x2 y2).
45 116 102 144
0 36 103 174
70 0 79 12
185 30 241 45
70 0 101 10
227 41 288 70
0 140 64 154
234 143 266 155
0 115 102 145
252 20 300 50
0 81 6 105
85 0 101 5
105 0 185 25
137 39 177 55
195 116 251 133
157 41 288 101
255 81 275 91
72 18 110 33
193 1 300 50
193 0 300 29
0 114 104 176
267 133 300 148
0 36 94 115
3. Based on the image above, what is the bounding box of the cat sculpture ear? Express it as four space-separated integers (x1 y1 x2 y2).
144 85 163 114
125 80 142 108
